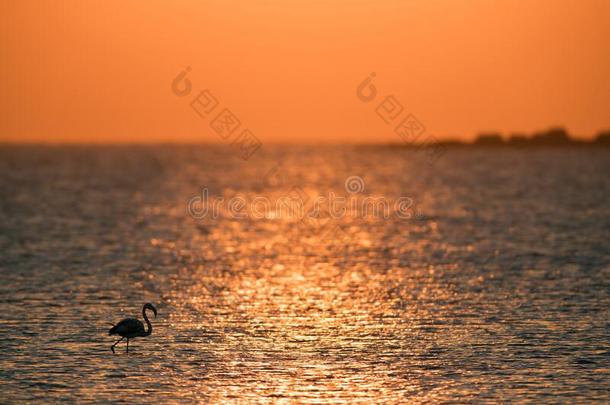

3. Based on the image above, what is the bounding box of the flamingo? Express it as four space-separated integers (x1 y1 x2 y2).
108 303 157 353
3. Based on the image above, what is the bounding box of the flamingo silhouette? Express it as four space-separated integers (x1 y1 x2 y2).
109 303 157 353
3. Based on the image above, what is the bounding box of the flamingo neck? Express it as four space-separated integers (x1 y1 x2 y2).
142 307 153 336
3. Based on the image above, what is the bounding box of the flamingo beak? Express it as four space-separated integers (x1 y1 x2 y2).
153 307 157 317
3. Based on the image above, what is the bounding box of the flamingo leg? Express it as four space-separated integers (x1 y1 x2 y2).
111 337 124 353
126 338 129 353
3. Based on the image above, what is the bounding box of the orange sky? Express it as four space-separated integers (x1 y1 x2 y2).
1 0 609 143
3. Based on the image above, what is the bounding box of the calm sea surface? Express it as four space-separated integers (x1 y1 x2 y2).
0 145 609 403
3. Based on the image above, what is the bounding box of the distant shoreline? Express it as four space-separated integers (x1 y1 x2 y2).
384 127 610 149
433 127 610 148
1 127 609 148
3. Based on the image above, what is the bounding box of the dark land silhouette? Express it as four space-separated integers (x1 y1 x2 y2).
384 127 610 149
448 127 610 147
